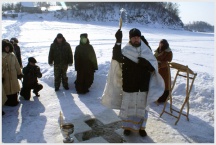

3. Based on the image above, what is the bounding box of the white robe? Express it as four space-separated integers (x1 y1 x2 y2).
101 41 165 116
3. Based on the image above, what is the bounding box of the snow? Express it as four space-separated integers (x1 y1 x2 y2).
1 13 214 143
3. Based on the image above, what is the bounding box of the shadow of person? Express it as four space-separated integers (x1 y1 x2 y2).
15 96 47 143
2 103 21 143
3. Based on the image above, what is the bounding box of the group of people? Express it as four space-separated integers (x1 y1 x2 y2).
2 33 98 115
2 28 173 138
2 39 43 116
48 33 98 93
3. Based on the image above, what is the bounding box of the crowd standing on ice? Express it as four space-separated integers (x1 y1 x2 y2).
2 28 173 137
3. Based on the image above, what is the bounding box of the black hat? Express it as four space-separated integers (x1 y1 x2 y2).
28 57 37 63
57 33 63 38
10 37 19 43
10 39 14 44
80 33 88 38
129 28 141 39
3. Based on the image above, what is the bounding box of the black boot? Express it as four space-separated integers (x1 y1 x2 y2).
5 94 19 106
139 129 147 137
123 129 131 136
64 86 69 90
33 91 40 97
157 90 169 103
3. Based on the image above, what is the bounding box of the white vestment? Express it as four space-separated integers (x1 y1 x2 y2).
102 41 165 118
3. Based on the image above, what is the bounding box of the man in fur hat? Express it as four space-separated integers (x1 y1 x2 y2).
102 28 164 137
48 33 73 91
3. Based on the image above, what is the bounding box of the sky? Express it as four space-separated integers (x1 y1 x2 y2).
176 1 215 25
1 12 214 143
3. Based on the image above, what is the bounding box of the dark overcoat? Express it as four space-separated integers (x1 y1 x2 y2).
48 37 73 65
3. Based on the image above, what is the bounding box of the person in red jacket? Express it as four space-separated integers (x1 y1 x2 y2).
154 39 173 103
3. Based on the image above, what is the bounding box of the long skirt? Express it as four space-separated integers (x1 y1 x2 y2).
122 111 148 131
119 91 148 131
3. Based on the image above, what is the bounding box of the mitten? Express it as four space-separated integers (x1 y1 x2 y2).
17 74 24 80
115 29 122 43
138 57 155 72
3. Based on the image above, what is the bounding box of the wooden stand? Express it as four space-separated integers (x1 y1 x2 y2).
160 62 197 125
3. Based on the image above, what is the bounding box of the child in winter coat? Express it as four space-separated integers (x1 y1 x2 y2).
20 57 43 100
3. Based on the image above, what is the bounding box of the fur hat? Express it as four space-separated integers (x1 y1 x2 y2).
2 39 14 52
80 33 88 38
10 37 19 43
28 57 37 63
129 28 141 39
57 33 63 38
160 39 169 50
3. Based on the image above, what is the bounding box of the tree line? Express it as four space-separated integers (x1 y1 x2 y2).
184 21 214 32
3 2 214 32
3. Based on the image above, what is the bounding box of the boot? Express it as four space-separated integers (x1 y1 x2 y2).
33 90 40 97
157 90 169 103
64 86 69 90
5 94 19 106
139 129 147 137
63 77 69 90
123 129 131 136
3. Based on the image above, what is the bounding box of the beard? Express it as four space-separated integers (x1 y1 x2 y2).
130 41 141 47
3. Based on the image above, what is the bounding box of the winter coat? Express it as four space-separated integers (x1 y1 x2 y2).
2 52 22 95
48 37 73 66
154 47 173 90
112 41 156 92
13 44 22 68
74 42 98 72
2 87 7 106
22 63 42 88
102 41 165 109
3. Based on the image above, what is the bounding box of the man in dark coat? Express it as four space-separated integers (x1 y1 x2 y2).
104 28 163 137
10 37 23 68
74 33 98 94
20 57 43 100
48 33 73 91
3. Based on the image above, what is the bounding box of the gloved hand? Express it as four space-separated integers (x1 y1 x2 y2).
49 64 53 67
138 57 149 67
138 57 155 72
115 29 122 43
35 66 40 71
2 78 4 83
17 74 24 80
68 64 72 66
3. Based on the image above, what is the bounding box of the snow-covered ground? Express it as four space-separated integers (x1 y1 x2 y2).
1 13 214 143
